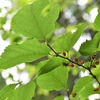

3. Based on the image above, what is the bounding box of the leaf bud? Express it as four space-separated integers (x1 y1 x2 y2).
92 56 95 60
92 65 96 68
74 57 78 62
92 53 97 59
72 93 76 97
79 60 84 65
62 51 66 56
94 87 99 91
63 62 68 66
94 60 99 65
69 63 74 67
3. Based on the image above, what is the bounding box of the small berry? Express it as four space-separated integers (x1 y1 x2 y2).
94 88 99 91
72 93 76 97
92 65 96 68
74 57 78 62
63 62 68 66
62 51 66 56
94 60 99 65
69 63 74 67
80 60 84 65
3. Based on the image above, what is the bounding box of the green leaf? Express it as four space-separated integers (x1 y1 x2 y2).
53 95 64 100
39 57 65 75
72 76 93 93
91 64 100 81
0 38 50 69
8 81 36 100
37 66 68 91
79 83 100 99
72 82 100 100
53 32 71 52
11 0 59 39
94 9 100 31
53 22 87 52
79 32 100 56
0 84 17 100
71 76 95 100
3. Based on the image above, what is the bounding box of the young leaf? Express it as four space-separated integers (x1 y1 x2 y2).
38 57 65 75
11 0 59 39
0 84 17 100
53 22 87 52
94 9 100 31
53 95 64 100
8 81 36 100
79 32 100 56
0 38 50 69
37 66 68 91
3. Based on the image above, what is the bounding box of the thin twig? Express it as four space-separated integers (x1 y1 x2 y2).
47 43 87 69
89 69 100 85
47 43 100 85
47 42 59 56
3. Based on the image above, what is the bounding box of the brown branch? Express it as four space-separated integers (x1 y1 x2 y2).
47 43 87 69
47 43 100 85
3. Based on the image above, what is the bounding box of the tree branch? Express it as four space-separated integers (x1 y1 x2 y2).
47 43 100 85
